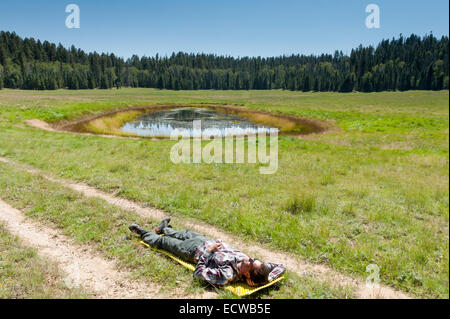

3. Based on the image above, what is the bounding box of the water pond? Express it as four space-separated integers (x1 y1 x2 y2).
120 107 277 137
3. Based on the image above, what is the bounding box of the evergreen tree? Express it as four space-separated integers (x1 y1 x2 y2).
0 46 6 65
0 31 448 92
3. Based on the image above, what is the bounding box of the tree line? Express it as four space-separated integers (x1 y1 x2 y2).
0 31 448 92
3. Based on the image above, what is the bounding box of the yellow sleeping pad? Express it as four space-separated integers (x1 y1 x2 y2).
139 241 285 297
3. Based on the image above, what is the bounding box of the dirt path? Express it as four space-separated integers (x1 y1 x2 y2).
25 119 136 140
0 156 411 299
0 199 165 298
25 119 57 132
0 198 215 299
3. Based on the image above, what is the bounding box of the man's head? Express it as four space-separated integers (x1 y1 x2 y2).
237 259 271 286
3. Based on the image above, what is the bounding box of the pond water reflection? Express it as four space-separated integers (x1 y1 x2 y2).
120 107 277 137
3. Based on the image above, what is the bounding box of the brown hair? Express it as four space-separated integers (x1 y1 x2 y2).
249 263 271 286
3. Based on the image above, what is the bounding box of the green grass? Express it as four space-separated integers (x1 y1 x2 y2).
0 161 352 299
0 223 89 299
0 161 205 296
0 88 448 298
284 193 316 215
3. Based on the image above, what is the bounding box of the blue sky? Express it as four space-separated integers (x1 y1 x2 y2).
0 0 448 59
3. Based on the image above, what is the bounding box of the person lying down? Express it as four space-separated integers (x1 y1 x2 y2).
129 218 286 287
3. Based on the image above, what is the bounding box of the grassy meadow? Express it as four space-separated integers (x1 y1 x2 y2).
0 88 448 298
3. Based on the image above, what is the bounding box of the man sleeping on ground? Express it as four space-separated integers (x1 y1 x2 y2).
129 218 286 287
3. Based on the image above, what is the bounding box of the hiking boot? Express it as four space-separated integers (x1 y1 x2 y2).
155 217 171 235
129 224 146 236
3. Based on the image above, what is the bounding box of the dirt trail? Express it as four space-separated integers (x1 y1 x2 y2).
0 199 166 298
25 119 136 140
25 119 57 132
0 156 411 299
0 197 215 299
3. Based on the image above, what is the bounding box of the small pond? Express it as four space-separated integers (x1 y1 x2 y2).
120 107 277 137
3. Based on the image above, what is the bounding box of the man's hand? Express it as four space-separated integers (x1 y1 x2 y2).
207 242 223 253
